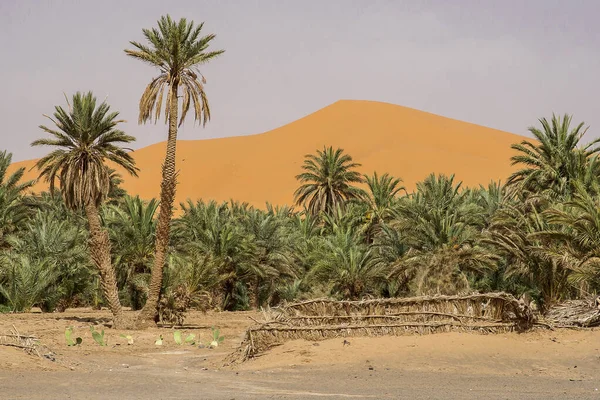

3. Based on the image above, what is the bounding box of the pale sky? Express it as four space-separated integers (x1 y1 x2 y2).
2 0 599 162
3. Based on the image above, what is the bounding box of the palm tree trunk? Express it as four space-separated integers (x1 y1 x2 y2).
136 81 179 327
84 202 125 328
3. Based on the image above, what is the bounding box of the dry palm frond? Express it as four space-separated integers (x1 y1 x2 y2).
228 292 535 363
0 326 42 357
543 297 600 328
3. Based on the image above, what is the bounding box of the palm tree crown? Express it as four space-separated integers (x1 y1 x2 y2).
507 113 600 199
124 14 225 127
32 92 138 209
294 146 364 216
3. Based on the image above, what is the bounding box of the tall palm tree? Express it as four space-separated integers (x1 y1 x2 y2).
31 91 137 328
507 114 600 200
294 146 364 217
125 15 224 326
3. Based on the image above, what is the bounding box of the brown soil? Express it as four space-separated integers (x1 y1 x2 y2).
1 309 599 399
8 100 526 209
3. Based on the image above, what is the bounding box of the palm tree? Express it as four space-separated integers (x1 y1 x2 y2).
7 209 92 312
125 15 224 326
31 92 137 328
507 114 600 200
174 200 260 310
309 229 387 300
362 172 405 242
0 151 34 249
539 185 600 292
294 146 365 217
389 173 496 295
0 253 56 312
105 196 158 310
485 203 571 311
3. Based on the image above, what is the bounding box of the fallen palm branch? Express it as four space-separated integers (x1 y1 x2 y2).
543 297 600 328
228 292 535 362
0 325 42 357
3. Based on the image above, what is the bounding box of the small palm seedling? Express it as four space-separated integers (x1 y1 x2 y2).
154 335 163 346
89 326 107 346
120 334 134 345
209 327 224 348
65 326 82 346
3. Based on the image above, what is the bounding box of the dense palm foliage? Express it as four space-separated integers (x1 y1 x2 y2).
3 109 600 322
0 151 34 249
507 114 600 200
125 15 225 326
30 92 138 327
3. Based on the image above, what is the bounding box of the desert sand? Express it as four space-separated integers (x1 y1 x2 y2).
1 310 599 399
8 100 526 208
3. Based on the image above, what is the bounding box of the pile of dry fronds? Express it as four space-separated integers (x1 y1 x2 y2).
230 292 535 362
544 296 600 328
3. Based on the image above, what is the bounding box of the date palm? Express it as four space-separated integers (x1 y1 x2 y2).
539 185 600 292
309 229 387 300
105 196 158 310
32 91 137 328
507 114 600 200
0 151 34 249
294 146 364 217
125 15 224 326
363 171 405 242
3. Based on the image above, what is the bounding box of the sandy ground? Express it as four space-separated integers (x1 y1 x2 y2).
1 309 599 399
8 100 525 209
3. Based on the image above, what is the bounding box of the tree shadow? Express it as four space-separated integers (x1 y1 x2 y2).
52 316 112 326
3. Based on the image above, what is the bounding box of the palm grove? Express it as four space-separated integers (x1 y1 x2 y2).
1 17 599 328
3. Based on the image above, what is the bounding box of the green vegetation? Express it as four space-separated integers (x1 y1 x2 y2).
0 15 598 331
65 327 82 346
2 110 600 325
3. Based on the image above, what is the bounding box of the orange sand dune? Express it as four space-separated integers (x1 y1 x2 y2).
8 100 526 209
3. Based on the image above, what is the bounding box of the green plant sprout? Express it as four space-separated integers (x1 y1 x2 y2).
65 326 82 346
174 331 196 345
155 334 163 346
173 330 182 345
210 327 224 348
89 326 107 346
185 334 196 345
120 334 134 345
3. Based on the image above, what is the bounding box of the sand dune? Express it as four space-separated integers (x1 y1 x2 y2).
8 100 526 208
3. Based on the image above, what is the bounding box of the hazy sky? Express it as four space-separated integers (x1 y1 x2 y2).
2 0 600 161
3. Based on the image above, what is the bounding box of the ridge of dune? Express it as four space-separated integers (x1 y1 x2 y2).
8 100 527 208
